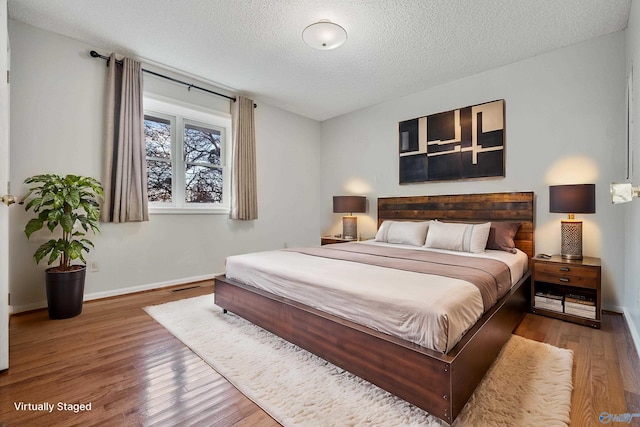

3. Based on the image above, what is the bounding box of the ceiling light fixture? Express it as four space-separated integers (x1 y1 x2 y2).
302 19 347 50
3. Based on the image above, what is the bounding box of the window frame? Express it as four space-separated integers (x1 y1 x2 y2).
144 95 232 215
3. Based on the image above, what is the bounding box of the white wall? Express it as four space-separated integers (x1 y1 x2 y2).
8 20 322 310
624 0 640 352
321 31 627 311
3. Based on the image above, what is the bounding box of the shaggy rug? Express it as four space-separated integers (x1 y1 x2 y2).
145 294 573 426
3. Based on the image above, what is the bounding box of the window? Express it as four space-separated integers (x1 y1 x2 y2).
144 96 231 214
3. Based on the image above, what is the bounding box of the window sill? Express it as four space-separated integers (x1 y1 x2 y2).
149 206 230 215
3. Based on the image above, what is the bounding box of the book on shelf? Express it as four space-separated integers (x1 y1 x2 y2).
534 301 564 313
564 306 597 319
565 293 595 303
533 300 563 312
566 293 589 300
565 301 596 313
565 295 595 306
534 294 562 310
535 291 563 300
534 292 563 308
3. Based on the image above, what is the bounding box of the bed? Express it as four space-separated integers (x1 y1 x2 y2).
214 191 534 423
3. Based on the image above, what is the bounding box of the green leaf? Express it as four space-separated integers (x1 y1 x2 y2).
65 175 80 186
47 209 61 223
60 213 75 233
47 247 60 265
80 238 94 248
67 240 84 260
53 193 65 209
66 188 80 209
33 240 56 265
76 215 89 232
24 174 44 184
41 192 55 207
83 203 99 221
46 210 61 232
55 238 67 252
24 197 42 212
24 218 43 238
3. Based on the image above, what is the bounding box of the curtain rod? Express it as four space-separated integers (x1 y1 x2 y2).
90 50 238 103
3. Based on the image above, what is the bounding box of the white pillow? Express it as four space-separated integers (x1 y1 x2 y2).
424 221 491 253
375 220 430 246
374 221 393 242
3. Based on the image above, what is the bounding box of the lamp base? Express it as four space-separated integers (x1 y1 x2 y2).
342 216 358 240
560 220 583 260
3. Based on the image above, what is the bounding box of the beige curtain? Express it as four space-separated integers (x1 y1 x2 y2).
230 96 258 220
100 54 149 223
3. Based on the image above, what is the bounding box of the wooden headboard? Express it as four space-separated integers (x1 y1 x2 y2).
377 192 535 259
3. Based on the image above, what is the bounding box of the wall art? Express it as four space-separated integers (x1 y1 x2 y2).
399 99 505 183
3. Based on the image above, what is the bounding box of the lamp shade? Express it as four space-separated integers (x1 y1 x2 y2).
549 184 596 214
333 196 366 214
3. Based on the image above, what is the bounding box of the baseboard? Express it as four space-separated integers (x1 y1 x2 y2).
9 273 221 314
84 273 218 301
622 307 640 359
9 300 45 314
602 303 625 314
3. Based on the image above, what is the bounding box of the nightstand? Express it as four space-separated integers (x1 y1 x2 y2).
532 255 601 328
321 236 357 245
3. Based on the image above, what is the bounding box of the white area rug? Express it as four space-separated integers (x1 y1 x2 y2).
144 294 573 426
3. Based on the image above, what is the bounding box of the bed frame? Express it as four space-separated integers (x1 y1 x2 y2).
214 191 534 423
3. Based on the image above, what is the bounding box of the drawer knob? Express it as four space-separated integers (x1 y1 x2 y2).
559 278 569 282
559 267 570 272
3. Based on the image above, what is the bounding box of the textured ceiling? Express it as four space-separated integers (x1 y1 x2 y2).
8 0 631 121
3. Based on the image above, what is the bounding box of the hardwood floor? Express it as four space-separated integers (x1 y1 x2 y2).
1 282 278 427
1 281 639 426
514 311 640 427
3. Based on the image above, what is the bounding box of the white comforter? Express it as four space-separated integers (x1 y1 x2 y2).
224 241 528 353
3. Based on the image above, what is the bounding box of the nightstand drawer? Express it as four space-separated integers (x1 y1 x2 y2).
534 263 599 280
534 271 598 289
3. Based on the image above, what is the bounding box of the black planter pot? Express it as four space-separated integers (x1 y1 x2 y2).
45 266 86 319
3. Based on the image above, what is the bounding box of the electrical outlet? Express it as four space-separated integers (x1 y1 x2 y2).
90 261 100 272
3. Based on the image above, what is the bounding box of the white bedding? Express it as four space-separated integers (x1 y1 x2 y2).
224 241 528 353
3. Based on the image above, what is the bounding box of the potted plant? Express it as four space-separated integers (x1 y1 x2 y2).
22 174 104 319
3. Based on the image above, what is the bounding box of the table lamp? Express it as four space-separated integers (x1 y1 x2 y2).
333 196 366 240
549 184 596 260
